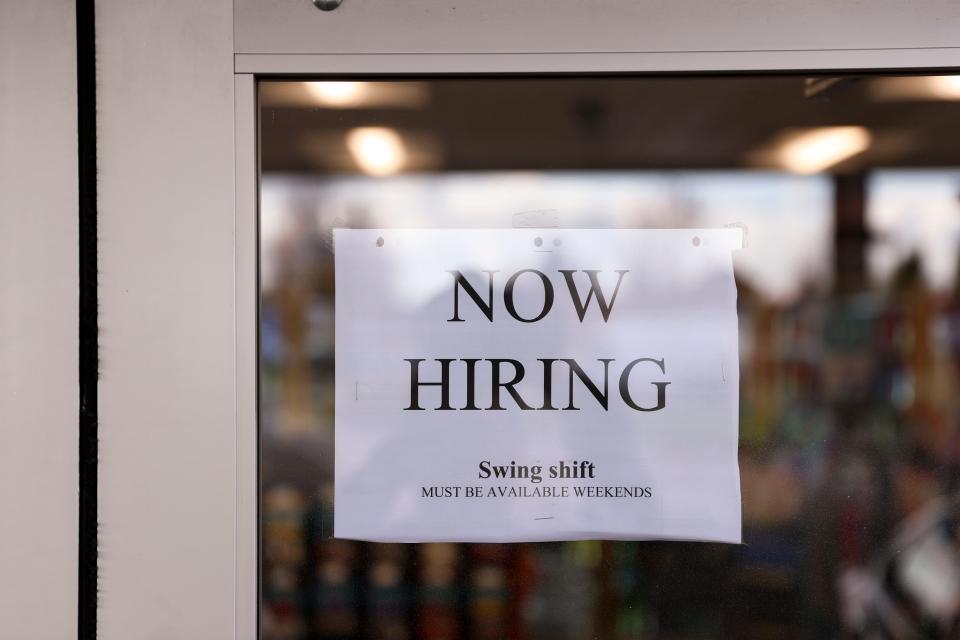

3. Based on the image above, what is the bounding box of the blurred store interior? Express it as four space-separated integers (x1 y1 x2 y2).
258 76 960 639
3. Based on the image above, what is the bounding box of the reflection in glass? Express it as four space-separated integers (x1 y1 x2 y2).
260 77 960 639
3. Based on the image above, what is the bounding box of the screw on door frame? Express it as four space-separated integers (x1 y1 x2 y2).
312 0 343 10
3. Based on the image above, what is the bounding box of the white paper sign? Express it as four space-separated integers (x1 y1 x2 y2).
335 228 741 543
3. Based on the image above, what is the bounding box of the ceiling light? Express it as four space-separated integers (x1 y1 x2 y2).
772 127 871 174
304 81 367 107
346 127 407 176
870 75 960 101
922 76 960 99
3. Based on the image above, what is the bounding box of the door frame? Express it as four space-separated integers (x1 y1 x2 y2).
233 56 960 640
2 2 79 638
94 1 960 638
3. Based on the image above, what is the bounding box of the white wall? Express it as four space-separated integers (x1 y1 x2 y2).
0 2 78 638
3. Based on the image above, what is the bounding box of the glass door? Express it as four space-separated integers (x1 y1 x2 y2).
257 75 960 639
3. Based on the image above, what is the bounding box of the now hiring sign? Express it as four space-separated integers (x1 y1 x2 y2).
334 228 741 543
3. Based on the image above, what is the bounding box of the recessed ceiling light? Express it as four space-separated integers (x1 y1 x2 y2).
764 126 872 174
303 81 367 107
345 127 407 176
870 76 960 101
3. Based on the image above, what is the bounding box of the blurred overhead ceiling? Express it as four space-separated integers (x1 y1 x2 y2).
260 76 960 175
